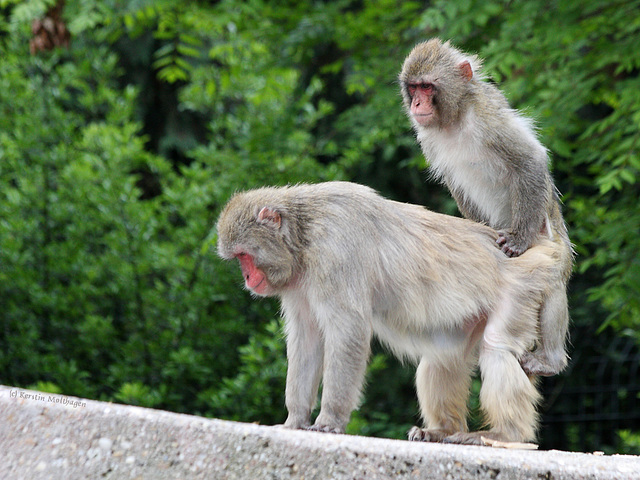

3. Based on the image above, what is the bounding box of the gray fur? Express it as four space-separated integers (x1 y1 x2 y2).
217 181 564 444
399 38 573 376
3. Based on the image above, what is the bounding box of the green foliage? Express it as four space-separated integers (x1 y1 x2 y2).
618 430 640 455
6 0 56 27
2 0 640 453
30 381 62 395
200 319 288 425
346 352 416 439
0 0 342 420
114 381 164 408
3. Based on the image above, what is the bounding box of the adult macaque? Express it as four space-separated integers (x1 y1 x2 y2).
217 181 563 445
399 38 573 376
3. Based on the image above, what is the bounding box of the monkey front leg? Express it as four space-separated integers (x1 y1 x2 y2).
497 167 549 257
282 307 324 430
308 320 372 434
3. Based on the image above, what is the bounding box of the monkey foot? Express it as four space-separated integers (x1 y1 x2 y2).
443 431 510 446
519 351 565 377
305 424 344 434
407 427 452 442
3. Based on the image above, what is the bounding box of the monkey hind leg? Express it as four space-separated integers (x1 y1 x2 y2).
520 287 570 377
409 355 474 443
466 348 540 445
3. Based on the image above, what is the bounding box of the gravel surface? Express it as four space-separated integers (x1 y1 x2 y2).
1 385 639 479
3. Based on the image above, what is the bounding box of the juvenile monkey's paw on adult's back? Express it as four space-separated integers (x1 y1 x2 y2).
496 231 528 257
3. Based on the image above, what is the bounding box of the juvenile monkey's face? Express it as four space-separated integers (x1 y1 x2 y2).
406 82 437 127
400 38 476 129
400 44 442 128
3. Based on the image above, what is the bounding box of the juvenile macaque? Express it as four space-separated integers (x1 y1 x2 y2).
217 181 564 445
399 38 573 376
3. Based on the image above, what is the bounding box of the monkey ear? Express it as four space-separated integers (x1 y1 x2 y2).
257 206 282 229
459 61 473 81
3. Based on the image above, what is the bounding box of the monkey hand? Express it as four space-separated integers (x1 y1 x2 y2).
496 231 528 257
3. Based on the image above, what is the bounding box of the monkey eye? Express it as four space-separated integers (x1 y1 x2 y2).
407 83 434 96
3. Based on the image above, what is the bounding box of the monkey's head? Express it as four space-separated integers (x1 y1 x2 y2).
216 189 300 296
399 38 482 129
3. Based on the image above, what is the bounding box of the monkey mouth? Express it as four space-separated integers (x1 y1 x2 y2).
413 113 434 126
246 276 264 289
248 276 270 296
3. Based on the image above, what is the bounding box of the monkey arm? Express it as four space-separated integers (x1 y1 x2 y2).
499 149 551 256
310 307 372 433
282 297 324 430
482 124 550 256
512 162 549 238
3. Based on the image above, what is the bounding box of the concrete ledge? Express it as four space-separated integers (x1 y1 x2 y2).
1 385 638 479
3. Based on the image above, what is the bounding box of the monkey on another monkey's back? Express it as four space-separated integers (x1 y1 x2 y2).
399 38 573 377
216 181 564 446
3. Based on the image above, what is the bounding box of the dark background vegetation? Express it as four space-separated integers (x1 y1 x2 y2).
1 0 639 454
